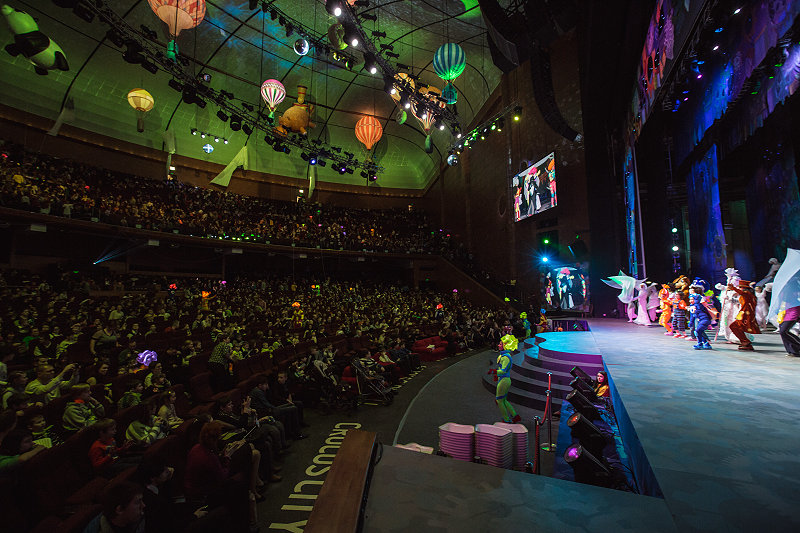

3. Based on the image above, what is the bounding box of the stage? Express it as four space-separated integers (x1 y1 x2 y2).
364 320 800 532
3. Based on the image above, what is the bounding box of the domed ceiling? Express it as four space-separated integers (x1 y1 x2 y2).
0 0 503 189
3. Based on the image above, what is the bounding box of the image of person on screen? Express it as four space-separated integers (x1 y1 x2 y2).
523 169 535 216
547 157 557 207
535 168 552 213
514 187 522 221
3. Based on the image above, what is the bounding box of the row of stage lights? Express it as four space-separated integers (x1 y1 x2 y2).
190 129 228 144
446 106 522 165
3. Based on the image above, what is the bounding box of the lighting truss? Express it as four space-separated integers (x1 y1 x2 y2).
84 2 383 177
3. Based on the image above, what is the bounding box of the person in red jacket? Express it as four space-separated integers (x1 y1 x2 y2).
88 418 139 477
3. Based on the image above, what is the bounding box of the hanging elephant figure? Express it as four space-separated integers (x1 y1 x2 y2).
2 4 69 75
274 85 316 136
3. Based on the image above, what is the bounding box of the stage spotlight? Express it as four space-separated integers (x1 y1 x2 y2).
566 390 600 420
496 118 505 131
141 60 158 74
326 0 342 17
570 366 594 384
384 77 396 95
671 227 678 233
309 154 317 165
200 132 206 139
285 24 294 38
191 128 197 135
363 53 378 75
270 8 277 20
360 13 377 21
564 444 611 486
214 137 219 143
264 135 274 145
317 160 327 167
568 412 606 449
354 0 370 6
242 124 253 136
73 3 95 22
369 173 378 181
122 41 144 64
512 105 522 121
373 31 387 39
106 30 125 48
343 23 359 47
230 115 242 131
217 110 229 122
248 0 259 9
195 99 206 109
570 376 598 400
223 138 229 144
672 245 679 251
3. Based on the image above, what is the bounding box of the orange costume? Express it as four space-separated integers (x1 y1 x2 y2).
728 280 760 350
658 285 673 332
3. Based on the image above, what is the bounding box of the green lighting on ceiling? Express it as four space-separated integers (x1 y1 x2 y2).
543 238 550 244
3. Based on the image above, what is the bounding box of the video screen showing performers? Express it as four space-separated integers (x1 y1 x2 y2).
541 263 590 312
511 152 556 222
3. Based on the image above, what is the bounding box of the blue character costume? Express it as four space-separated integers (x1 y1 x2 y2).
690 279 718 350
686 282 703 340
495 328 521 423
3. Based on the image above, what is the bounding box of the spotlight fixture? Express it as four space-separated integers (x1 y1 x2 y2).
570 366 594 383
285 24 294 38
141 60 158 74
309 154 317 165
363 53 378 75
242 124 253 136
567 412 607 457
200 132 206 138
564 444 611 486
385 51 399 58
373 31 387 39
214 137 219 143
354 0 370 6
122 41 144 64
360 13 377 21
565 390 600 420
191 128 198 135
496 118 505 131
242 102 254 112
217 110 229 122
326 0 342 17
270 8 277 20
317 160 327 167
223 138 229 144
230 115 242 131
264 135 274 145
343 22 359 47
73 2 95 23
512 106 522 121
369 173 377 182
713 45 719 51
105 30 125 48
570 376 598 400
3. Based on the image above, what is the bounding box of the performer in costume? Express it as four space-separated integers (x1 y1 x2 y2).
690 279 718 350
520 312 531 339
754 284 770 330
779 304 800 357
671 291 688 338
291 302 304 329
686 279 705 342
495 327 521 423
727 279 760 351
633 280 653 326
659 284 674 335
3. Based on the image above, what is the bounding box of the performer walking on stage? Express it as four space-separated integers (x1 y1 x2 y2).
727 280 760 351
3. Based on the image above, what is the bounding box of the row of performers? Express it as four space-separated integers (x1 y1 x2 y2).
605 268 768 351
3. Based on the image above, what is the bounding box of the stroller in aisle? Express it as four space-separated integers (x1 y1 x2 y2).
349 357 395 406
308 357 358 413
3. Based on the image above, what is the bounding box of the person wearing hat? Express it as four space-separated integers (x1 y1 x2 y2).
727 279 760 351
690 279 717 350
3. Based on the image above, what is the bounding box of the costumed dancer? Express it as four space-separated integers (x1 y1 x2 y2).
659 284 674 335
756 257 781 288
714 268 741 342
199 290 215 312
646 283 660 323
601 272 637 322
520 312 531 339
685 279 705 342
633 280 652 325
690 279 718 350
537 309 549 333
754 284 771 330
727 279 760 351
779 304 800 357
671 291 688 338
495 327 521 423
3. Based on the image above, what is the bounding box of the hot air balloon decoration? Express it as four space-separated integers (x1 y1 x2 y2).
412 86 445 153
442 83 458 105
260 79 286 119
355 116 382 151
127 88 154 132
433 43 465 105
147 0 206 61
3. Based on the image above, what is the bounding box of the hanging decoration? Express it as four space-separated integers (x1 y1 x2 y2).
355 116 383 151
293 38 309 56
275 85 315 136
147 0 206 61
433 43 465 106
260 79 286 118
442 83 458 105
327 23 347 50
126 88 155 132
396 110 407 125
412 85 445 153
2 5 69 75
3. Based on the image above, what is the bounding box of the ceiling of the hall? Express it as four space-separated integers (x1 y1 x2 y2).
0 0 503 189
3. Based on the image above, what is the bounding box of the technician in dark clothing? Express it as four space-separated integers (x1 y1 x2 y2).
249 376 306 440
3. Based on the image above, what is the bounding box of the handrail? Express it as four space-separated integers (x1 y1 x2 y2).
306 429 377 533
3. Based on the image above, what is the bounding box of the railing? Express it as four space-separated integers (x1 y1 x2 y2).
305 429 378 533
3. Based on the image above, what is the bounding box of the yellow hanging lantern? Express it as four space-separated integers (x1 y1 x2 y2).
127 88 155 132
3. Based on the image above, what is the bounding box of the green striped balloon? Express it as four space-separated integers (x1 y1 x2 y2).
433 43 466 81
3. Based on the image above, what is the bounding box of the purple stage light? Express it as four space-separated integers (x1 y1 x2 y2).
566 445 581 461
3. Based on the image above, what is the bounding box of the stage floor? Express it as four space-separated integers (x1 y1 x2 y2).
587 320 800 532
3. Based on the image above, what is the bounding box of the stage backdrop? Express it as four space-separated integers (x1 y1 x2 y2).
746 143 800 266
687 144 727 284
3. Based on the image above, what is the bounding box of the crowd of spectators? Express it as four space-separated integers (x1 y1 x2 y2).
0 267 510 532
0 140 456 254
